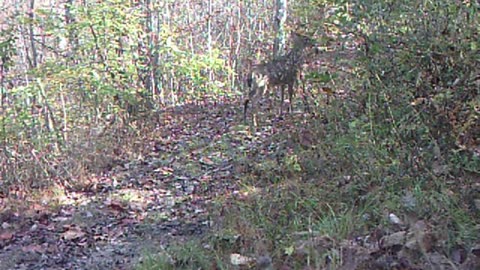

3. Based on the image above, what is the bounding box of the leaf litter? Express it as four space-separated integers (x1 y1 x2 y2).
0 98 478 269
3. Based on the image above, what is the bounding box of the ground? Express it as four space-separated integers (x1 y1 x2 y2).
0 100 245 270
1 42 479 270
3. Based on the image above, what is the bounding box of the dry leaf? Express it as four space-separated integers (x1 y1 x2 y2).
62 227 85 240
0 230 13 241
105 199 126 212
381 231 407 247
153 166 174 175
230 253 254 266
321 87 335 95
22 244 45 253
388 213 403 225
200 157 214 166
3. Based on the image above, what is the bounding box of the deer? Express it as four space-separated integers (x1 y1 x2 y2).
243 32 316 124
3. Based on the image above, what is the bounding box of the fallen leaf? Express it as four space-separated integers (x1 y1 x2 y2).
321 87 335 95
381 231 407 247
284 245 294 256
0 230 13 241
105 199 126 212
62 227 85 240
22 244 45 253
200 157 214 166
154 166 174 175
388 213 403 226
230 253 254 266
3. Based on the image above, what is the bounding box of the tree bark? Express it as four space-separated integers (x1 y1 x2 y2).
273 0 287 57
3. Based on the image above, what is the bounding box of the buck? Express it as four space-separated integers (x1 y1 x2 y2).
243 32 316 124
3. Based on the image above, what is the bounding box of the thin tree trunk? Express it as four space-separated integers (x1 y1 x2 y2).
273 0 287 57
28 0 38 69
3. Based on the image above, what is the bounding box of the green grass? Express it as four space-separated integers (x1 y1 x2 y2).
137 2 479 268
135 95 479 269
137 241 214 270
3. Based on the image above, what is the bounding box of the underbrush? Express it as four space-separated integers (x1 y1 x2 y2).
138 2 479 268
1 1 478 269
138 96 478 269
0 115 157 194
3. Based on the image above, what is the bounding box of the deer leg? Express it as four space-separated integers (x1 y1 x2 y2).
251 94 258 126
280 85 285 115
288 82 294 113
302 91 311 114
244 77 257 124
243 99 250 123
246 78 265 125
244 73 253 123
243 91 254 124
301 80 311 114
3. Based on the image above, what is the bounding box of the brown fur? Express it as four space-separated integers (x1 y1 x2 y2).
243 33 316 123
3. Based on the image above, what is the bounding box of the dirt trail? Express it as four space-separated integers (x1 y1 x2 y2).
0 100 245 270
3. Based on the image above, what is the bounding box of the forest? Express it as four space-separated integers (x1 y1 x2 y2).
0 0 479 269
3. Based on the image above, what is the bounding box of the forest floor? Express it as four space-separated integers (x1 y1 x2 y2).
1 43 479 270
2 97 479 270
0 98 250 269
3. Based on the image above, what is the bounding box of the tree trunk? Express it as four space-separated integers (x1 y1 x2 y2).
273 0 287 57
